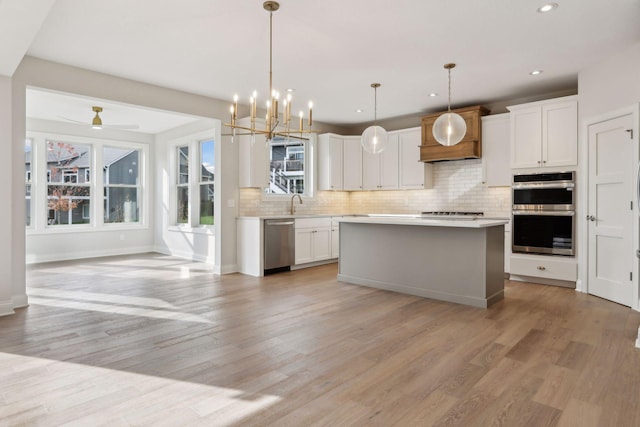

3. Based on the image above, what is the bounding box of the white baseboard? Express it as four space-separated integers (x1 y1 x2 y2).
27 246 155 264
12 294 28 309
215 264 238 275
153 246 214 265
636 326 640 349
0 300 15 317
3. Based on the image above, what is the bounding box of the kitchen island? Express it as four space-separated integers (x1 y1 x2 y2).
337 217 508 308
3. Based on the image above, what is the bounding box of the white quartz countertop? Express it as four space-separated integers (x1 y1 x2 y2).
338 216 508 228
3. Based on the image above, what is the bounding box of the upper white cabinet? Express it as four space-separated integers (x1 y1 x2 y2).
363 134 398 190
508 95 577 169
318 134 344 190
343 136 363 191
238 118 268 188
481 114 511 187
318 128 433 191
398 128 434 189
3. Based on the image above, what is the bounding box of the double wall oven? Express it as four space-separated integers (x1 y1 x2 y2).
512 171 575 256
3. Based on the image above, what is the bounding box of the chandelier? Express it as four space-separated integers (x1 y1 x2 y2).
225 1 314 141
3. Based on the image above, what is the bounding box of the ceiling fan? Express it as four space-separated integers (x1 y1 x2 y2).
59 106 139 130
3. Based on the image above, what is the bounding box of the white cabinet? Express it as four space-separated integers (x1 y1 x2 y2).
295 217 331 264
481 114 511 187
238 118 268 188
362 135 398 190
397 128 433 189
508 96 577 169
318 134 344 191
331 216 341 258
343 136 363 190
510 253 577 283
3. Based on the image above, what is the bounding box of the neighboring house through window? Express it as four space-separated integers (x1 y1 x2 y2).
104 147 140 223
46 140 91 225
199 138 214 225
176 145 189 224
265 136 307 195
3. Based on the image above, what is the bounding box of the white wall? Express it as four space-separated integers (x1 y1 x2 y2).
576 41 640 303
5 56 248 313
25 119 156 263
0 76 15 315
154 120 220 264
578 40 640 121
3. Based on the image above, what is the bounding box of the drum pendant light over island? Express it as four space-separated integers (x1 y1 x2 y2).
361 83 388 154
432 63 467 146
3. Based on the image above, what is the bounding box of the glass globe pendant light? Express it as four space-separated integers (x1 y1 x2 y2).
361 83 388 154
432 63 467 146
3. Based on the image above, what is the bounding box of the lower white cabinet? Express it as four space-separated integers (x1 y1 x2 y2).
510 253 577 282
295 217 331 264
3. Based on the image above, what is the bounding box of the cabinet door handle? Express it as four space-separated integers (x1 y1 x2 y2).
537 266 546 271
537 160 541 164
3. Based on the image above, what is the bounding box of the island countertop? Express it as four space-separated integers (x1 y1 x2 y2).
338 216 508 228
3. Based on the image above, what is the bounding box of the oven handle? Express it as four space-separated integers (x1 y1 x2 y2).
512 210 575 216
512 182 575 190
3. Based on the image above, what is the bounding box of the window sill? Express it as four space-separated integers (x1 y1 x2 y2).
167 225 215 236
27 223 150 235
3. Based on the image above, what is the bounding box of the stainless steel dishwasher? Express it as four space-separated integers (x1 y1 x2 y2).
264 219 295 272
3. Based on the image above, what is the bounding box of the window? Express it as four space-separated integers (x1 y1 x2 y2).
176 145 189 224
46 140 91 225
265 137 306 195
63 170 78 183
199 139 214 225
104 147 140 223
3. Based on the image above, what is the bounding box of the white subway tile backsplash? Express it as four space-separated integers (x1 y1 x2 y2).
239 158 512 218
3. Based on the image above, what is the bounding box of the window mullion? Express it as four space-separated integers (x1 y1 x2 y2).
95 143 104 227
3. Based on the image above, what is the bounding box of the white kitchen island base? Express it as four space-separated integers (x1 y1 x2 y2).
337 218 506 308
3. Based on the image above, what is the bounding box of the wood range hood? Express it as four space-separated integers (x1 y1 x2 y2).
420 105 489 162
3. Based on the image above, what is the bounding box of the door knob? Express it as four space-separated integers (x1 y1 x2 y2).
587 215 596 221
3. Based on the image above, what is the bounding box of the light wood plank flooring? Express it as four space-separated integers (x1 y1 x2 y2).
1 253 639 426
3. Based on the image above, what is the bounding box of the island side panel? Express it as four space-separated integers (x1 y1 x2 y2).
338 222 504 308
485 224 505 305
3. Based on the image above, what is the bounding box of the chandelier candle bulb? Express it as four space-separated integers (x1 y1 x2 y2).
229 106 235 126
308 101 313 127
299 111 303 132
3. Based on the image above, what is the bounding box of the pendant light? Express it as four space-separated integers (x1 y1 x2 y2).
432 63 467 146
361 83 388 154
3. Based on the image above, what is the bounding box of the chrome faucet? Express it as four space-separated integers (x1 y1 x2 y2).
290 194 303 215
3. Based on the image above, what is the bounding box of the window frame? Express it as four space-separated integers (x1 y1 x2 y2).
168 132 217 231
103 147 141 224
25 131 149 234
262 133 315 200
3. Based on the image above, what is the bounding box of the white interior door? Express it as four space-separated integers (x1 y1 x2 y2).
588 113 635 306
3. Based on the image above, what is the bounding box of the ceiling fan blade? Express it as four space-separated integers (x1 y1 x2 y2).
57 115 89 125
103 124 140 130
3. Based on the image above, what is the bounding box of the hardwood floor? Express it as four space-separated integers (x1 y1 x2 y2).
1 253 639 426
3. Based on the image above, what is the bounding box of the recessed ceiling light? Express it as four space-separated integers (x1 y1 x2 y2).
286 88 295 93
429 93 438 97
356 108 364 113
537 3 558 13
530 69 543 75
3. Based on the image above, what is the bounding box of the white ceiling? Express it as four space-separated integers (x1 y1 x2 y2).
13 0 640 128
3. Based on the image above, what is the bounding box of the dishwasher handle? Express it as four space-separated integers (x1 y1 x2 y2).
265 220 295 226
